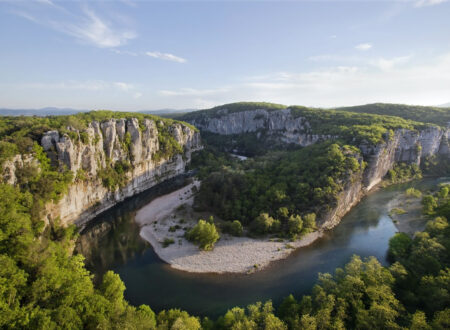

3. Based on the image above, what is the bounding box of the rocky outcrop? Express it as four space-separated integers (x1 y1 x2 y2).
188 107 449 231
4 118 201 227
188 108 331 146
189 107 448 186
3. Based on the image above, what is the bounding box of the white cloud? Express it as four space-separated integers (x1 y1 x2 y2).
114 82 134 92
6 80 143 99
370 55 412 71
146 51 187 63
159 87 228 96
415 0 448 7
355 43 372 51
157 53 450 108
12 5 136 48
62 9 136 48
112 49 138 56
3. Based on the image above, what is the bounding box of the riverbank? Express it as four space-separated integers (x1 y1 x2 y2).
135 181 323 273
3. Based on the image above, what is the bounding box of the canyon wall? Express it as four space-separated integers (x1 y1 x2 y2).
186 107 449 229
3 118 201 227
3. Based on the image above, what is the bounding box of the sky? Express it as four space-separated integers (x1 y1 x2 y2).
0 0 449 111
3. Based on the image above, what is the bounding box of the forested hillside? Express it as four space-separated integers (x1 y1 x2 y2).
336 103 450 126
1 108 449 329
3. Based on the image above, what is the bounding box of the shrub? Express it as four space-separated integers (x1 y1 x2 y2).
390 208 407 215
223 220 243 237
287 215 303 237
251 213 280 235
186 220 220 250
162 238 175 248
406 188 422 198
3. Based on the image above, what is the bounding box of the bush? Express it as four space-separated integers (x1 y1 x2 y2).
162 238 175 248
422 195 438 215
287 215 303 237
406 188 422 198
251 213 280 235
186 220 220 250
303 213 317 233
223 220 243 237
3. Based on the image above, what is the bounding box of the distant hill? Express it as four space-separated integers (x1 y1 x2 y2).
181 102 450 127
437 102 450 108
0 107 194 117
0 107 88 116
335 103 450 126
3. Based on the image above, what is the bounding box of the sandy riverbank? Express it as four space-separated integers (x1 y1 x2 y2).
387 193 428 236
135 181 323 274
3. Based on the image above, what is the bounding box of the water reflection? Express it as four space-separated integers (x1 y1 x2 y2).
76 177 446 317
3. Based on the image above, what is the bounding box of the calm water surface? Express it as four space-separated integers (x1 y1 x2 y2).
76 177 446 318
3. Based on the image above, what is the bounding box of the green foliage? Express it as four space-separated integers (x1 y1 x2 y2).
98 160 132 190
389 233 412 261
181 102 285 121
390 207 407 215
195 142 360 236
406 188 422 198
422 154 450 176
251 213 280 235
162 238 175 248
222 220 243 237
386 162 422 184
287 215 303 238
337 102 450 126
183 102 428 156
186 220 220 251
422 195 438 215
157 309 201 329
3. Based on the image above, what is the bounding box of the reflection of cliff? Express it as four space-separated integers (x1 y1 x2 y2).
75 174 191 275
76 212 147 276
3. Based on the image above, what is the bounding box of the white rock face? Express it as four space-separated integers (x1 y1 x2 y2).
189 108 330 146
1 118 201 227
189 108 449 230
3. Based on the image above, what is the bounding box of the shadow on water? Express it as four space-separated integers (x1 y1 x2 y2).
76 177 447 318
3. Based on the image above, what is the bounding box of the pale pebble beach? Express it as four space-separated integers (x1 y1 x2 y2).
136 181 323 274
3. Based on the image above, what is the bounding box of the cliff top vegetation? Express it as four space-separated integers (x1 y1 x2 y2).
181 101 449 128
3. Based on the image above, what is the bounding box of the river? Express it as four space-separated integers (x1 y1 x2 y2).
75 176 446 318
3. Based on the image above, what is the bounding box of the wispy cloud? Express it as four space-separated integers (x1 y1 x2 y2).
157 52 450 108
355 43 373 51
114 82 134 92
62 9 136 48
146 51 187 63
11 4 136 48
7 80 143 98
414 0 448 7
159 87 228 96
370 55 412 71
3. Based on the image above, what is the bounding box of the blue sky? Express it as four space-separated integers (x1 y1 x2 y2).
1 0 449 110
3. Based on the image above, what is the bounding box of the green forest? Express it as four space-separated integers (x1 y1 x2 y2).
1 107 449 329
1 173 449 328
193 142 362 237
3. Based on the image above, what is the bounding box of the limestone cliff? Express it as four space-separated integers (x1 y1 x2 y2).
3 117 201 227
185 106 449 229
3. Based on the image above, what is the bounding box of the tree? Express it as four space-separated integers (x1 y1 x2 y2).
388 233 412 261
157 309 201 330
288 215 303 237
186 220 219 250
251 213 279 235
303 213 317 232
422 195 437 215
229 220 243 237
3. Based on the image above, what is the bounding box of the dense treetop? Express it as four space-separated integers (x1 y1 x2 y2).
180 101 449 128
336 103 450 127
